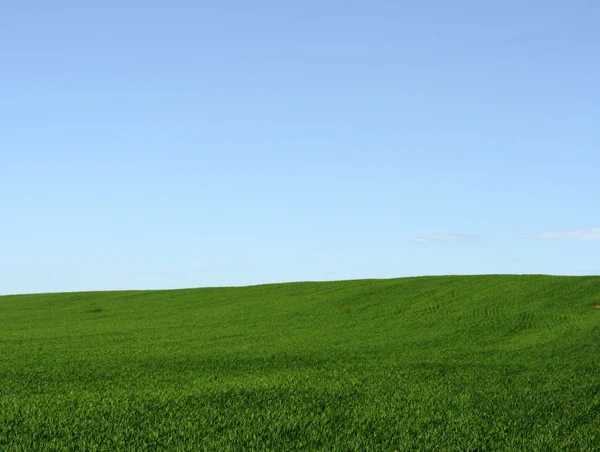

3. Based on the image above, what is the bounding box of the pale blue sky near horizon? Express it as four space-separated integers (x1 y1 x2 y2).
1 1 599 295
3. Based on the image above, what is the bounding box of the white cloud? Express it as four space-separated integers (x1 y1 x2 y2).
534 228 600 241
414 234 477 245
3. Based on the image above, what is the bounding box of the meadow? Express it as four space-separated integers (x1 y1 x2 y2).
1 275 600 450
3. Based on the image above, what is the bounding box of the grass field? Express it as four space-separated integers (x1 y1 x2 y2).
1 275 600 450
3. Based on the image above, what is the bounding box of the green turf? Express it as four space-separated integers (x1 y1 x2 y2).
1 275 600 450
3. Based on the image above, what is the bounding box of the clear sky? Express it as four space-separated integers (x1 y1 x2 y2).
2 1 599 295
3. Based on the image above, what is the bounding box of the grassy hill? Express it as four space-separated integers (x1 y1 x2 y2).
2 275 600 450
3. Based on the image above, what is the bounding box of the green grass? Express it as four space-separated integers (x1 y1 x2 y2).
2 275 600 450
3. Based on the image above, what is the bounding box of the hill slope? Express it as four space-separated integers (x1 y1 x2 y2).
1 275 600 450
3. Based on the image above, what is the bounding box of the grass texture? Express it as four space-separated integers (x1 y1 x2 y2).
1 275 600 450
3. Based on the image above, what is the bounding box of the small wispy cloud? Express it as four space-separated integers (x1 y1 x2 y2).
414 234 477 245
534 227 600 241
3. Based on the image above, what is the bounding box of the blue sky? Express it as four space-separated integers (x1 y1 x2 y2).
2 1 599 295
